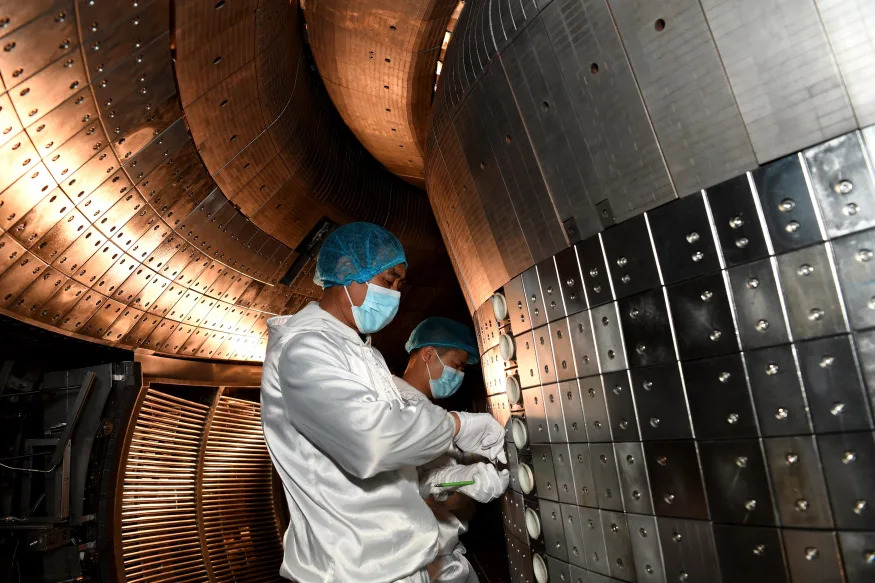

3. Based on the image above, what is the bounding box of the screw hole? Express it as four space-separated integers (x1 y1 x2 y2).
655 18 666 31
590 63 599 74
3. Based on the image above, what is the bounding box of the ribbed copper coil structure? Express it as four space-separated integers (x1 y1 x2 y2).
118 386 282 583
200 395 282 582
121 389 210 583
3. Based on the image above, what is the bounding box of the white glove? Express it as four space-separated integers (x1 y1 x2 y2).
429 462 510 503
453 412 507 464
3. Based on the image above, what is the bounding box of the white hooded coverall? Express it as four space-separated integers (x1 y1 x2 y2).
261 302 457 583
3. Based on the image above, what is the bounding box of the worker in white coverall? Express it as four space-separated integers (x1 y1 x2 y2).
393 317 510 583
261 222 508 583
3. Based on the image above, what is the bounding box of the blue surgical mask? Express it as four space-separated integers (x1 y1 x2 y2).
344 283 400 334
427 351 465 399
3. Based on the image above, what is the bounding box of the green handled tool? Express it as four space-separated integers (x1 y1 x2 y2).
436 480 475 488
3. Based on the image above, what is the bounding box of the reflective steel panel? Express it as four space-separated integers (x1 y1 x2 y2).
591 301 627 373
533 324 558 387
644 441 708 520
552 318 577 381
601 215 660 298
626 513 666 583
523 265 548 329
682 354 758 440
614 442 654 516
763 436 834 528
567 310 599 378
580 506 610 576
590 443 623 512
706 174 770 267
577 236 612 308
713 525 788 583
505 275 532 335
648 193 721 285
561 503 587 569
532 444 559 502
631 363 693 441
698 439 777 526
667 272 739 361
543 383 568 443
580 374 612 443
775 243 847 340
540 499 568 561
600 510 636 582
538 257 566 323
569 442 598 508
727 258 791 350
618 289 675 368
832 227 875 330
555 245 587 315
817 431 875 530
523 386 549 445
560 379 587 443
552 443 577 505
782 529 844 583
745 345 813 437
656 517 721 583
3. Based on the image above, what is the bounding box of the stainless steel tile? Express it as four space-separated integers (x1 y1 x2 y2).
776 243 847 340
706 174 771 268
626 513 666 583
745 345 813 436
618 289 675 368
540 499 568 561
577 236 613 308
712 525 788 583
698 439 777 526
682 354 759 440
547 556 572 583
560 503 587 569
796 334 873 432
569 443 598 508
555 245 587 315
763 436 834 528
857 328 875 414
552 318 577 381
667 272 739 360
591 302 627 373
523 266 548 329
656 517 721 583
752 154 824 254
543 382 568 443
523 386 549 445
832 228 875 330
534 324 558 387
600 510 636 582
648 193 721 285
644 441 708 520
569 564 591 583
505 275 533 335
590 443 623 512
567 310 599 378
603 371 640 442
805 132 875 238
580 506 610 576
782 530 843 583
630 363 694 441
517 330 542 389
839 531 875 583
539 257 566 323
532 444 560 502
552 443 576 505
700 0 856 162
580 375 612 443
614 442 653 516
559 380 587 443
817 431 875 530
601 215 661 299
728 258 791 349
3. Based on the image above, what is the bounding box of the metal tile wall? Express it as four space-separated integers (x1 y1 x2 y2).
485 127 875 583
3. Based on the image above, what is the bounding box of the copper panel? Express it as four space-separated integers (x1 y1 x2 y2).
128 220 171 262
161 322 196 353
58 289 107 332
9 187 72 248
132 272 171 312
37 277 87 325
0 130 40 189
184 295 218 326
144 317 180 348
0 163 55 230
0 250 46 306
110 209 156 252
9 51 86 122
0 92 24 148
59 146 118 200
123 312 162 347
150 283 187 317
0 233 27 274
101 306 144 343
0 0 65 39
31 208 89 263
95 254 139 296
8 265 67 318
79 297 126 339
114 264 156 304
167 289 200 321
0 4 76 89
72 238 122 286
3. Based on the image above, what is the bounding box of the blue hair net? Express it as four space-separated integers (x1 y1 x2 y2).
314 222 407 288
405 317 480 364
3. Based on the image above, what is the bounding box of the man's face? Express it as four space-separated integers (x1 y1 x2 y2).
426 347 468 374
345 263 407 307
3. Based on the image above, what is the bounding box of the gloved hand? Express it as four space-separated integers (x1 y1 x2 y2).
453 411 507 464
429 462 509 503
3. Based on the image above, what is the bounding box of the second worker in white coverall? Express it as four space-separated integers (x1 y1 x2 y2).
393 317 510 583
261 222 507 583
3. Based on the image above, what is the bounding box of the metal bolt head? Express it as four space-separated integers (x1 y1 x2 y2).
643 380 653 391
753 544 766 556
819 355 835 368
804 547 819 560
621 274 631 284
845 202 860 216
650 417 660 428
842 450 857 464
710 329 722 341
719 371 731 383
808 308 824 321
679 572 689 582
672 532 682 543
786 453 799 464
775 407 789 420
796 499 810 512
727 412 739 424
747 277 760 289
857 248 873 262
736 237 749 248
617 256 628 267
692 251 704 262
636 343 647 354
590 268 599 277
619 420 628 430
835 179 854 195
786 220 800 233
745 499 757 511
664 493 676 504
853 499 868 515
766 363 779 375
729 216 744 229
657 456 668 466
756 319 770 332
686 232 700 243
797 264 814 276
632 490 641 500
700 290 713 301
779 199 796 212
831 402 845 416
611 523 619 533
736 456 748 467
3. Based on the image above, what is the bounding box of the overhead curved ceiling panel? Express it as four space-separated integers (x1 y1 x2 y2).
0 0 466 364
302 0 459 187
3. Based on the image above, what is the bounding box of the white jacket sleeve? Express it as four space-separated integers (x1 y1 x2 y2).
278 331 456 479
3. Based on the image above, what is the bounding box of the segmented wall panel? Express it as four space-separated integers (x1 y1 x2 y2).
200 395 283 583
121 389 210 582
